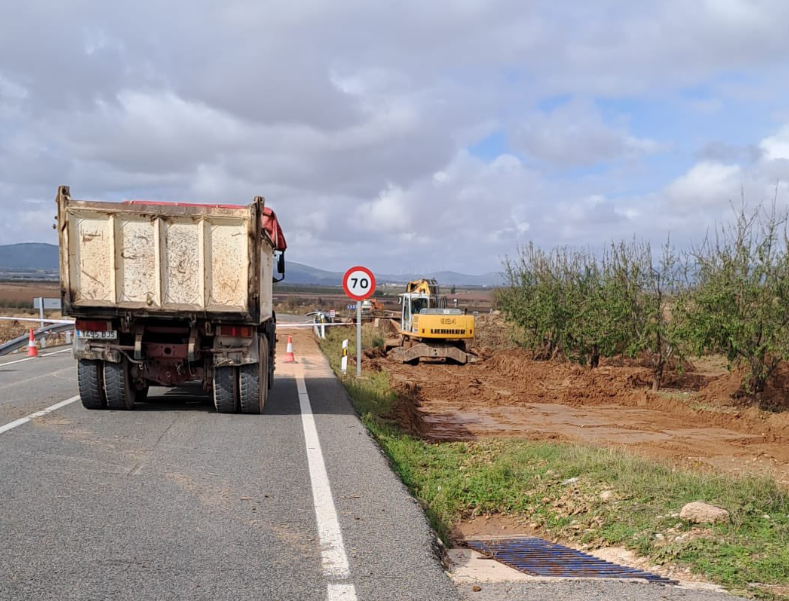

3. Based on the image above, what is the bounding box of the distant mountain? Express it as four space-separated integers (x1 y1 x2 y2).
0 243 503 287
380 270 504 287
285 262 345 285
0 243 59 271
286 262 503 287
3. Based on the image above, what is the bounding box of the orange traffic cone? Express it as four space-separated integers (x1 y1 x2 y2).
27 329 38 358
283 335 295 363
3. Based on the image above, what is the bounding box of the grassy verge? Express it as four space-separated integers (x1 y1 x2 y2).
319 327 789 599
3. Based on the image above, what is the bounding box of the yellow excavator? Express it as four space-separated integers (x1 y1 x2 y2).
385 279 477 364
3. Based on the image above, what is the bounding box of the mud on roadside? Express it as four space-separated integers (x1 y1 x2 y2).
370 347 789 486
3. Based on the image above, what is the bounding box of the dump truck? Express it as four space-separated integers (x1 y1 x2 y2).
385 279 477 364
56 185 287 414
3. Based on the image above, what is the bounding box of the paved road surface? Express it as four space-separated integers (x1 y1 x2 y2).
0 329 455 601
0 325 742 600
457 581 742 600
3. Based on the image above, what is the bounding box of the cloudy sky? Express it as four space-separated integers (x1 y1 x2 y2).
2 0 789 274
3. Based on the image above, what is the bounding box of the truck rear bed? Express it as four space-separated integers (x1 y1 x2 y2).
56 186 273 323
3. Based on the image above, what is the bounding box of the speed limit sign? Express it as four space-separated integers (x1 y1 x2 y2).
342 266 376 301
343 266 376 378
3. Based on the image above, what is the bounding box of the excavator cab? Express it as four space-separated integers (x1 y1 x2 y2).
387 279 477 364
400 292 425 334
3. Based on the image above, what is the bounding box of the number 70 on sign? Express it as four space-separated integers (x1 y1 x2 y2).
342 266 376 301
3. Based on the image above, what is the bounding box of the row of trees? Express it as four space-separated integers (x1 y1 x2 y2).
498 204 789 396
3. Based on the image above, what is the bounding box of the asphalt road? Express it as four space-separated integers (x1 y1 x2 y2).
0 333 456 601
0 330 744 601
457 581 744 601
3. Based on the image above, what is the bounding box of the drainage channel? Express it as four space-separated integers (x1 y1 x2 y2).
466 538 677 584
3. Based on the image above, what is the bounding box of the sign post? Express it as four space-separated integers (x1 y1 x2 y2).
342 266 376 378
356 303 361 376
33 297 62 328
33 297 62 348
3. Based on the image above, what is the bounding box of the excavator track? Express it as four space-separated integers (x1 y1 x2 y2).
390 341 478 365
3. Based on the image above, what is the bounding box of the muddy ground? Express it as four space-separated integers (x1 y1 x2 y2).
370 316 789 487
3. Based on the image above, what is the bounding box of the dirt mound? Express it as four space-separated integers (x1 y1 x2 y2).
363 346 387 360
388 382 430 437
379 348 789 485
695 363 789 412
470 313 523 356
767 365 789 410
478 350 708 406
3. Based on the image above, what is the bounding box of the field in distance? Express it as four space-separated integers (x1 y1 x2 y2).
272 284 495 316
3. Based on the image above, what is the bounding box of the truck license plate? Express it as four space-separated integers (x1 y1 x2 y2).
77 330 118 340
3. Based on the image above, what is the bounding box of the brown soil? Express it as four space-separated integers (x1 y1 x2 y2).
0 312 67 348
0 311 43 343
372 348 789 486
0 281 59 305
472 312 522 354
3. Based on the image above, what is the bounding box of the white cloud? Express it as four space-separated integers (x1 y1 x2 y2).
510 99 659 167
354 185 414 234
665 161 744 209
3 1 789 274
0 72 27 100
760 125 789 161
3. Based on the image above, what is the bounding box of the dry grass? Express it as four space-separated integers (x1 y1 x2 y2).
0 281 59 307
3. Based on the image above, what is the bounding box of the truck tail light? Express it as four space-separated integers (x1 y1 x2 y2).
217 325 253 338
75 320 111 332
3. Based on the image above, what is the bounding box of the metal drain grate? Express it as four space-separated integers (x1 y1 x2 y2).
467 538 677 584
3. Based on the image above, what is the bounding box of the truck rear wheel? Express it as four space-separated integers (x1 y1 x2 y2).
213 366 238 413
104 359 136 410
239 336 269 414
78 359 106 410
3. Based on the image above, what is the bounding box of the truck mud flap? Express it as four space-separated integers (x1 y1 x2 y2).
393 342 477 365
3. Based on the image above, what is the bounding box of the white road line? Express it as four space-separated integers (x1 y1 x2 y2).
295 367 357 600
0 348 71 368
327 583 358 600
0 395 80 436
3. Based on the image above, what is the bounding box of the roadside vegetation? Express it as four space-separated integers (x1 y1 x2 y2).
499 202 789 402
0 299 34 309
318 326 789 599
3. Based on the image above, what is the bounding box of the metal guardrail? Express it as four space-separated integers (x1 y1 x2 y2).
0 323 75 356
